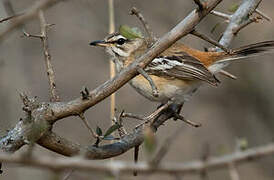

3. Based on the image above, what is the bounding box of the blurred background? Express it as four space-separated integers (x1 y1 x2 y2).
0 0 274 179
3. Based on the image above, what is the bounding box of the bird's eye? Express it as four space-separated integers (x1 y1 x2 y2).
116 38 126 45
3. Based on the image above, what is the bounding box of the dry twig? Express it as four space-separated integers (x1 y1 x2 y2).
210 10 231 20
0 0 67 41
130 7 157 46
78 113 98 139
38 10 60 102
191 29 230 53
232 16 262 36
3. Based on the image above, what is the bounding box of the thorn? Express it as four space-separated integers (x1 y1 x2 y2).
255 9 272 22
174 114 202 128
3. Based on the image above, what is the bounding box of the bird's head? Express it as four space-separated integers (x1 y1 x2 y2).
90 25 147 60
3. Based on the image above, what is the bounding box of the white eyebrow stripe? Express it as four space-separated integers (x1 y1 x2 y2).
115 35 127 40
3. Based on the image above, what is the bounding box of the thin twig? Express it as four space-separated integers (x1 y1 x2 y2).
0 13 24 23
0 0 68 42
2 0 26 32
135 101 173 128
173 114 201 128
22 10 59 102
232 16 262 36
121 112 145 121
210 10 231 20
130 7 157 46
255 9 271 21
23 29 42 38
218 0 263 48
78 113 98 139
38 10 60 102
108 0 116 130
191 29 230 53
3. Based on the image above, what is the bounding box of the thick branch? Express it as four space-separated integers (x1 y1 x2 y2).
218 0 261 48
0 143 273 174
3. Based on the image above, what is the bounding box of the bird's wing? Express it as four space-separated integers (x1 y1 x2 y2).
145 52 219 86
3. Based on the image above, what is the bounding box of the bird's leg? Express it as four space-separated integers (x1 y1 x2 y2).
124 102 201 128
170 103 201 128
172 103 183 121
137 68 159 97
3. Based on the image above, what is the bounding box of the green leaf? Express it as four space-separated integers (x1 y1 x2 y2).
237 138 248 151
96 126 103 136
104 124 120 137
228 3 239 13
119 25 143 40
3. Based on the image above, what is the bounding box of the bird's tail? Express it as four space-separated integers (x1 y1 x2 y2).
209 41 274 73
218 41 274 63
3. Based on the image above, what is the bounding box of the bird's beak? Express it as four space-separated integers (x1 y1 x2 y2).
89 40 110 47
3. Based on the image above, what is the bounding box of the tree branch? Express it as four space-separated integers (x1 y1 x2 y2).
191 29 230 53
0 143 273 175
130 7 157 46
218 0 262 48
38 10 60 102
210 10 231 20
0 0 68 42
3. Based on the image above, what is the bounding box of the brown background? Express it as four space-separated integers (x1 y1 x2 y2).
0 0 274 179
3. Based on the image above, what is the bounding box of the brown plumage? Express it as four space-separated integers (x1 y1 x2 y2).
90 34 274 104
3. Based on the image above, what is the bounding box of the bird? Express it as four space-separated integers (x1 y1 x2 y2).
90 26 274 107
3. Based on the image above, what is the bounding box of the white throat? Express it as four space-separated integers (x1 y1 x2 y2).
111 46 130 57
